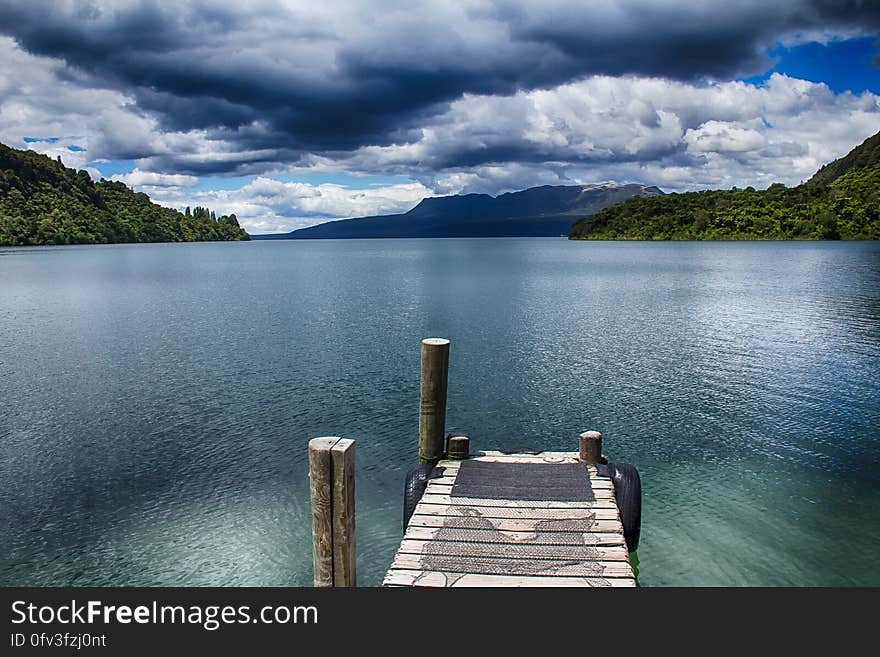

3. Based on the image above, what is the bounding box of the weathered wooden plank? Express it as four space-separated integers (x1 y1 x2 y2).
427 488 617 504
390 554 634 578
330 438 356 587
438 456 579 470
406 514 624 533
427 475 614 489
396 539 630 562
438 454 581 466
382 569 636 587
383 571 635 588
425 484 614 500
403 525 627 546
438 455 600 473
436 459 601 480
411 502 621 520
308 437 340 588
425 481 614 504
473 451 583 459
419 493 617 508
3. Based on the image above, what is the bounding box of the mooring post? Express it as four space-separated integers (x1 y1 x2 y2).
308 437 356 587
446 433 470 460
579 430 603 465
331 438 356 586
418 338 450 466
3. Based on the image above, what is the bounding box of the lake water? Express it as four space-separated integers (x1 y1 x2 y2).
1 238 878 586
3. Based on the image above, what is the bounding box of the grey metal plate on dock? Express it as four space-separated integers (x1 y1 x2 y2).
384 451 637 587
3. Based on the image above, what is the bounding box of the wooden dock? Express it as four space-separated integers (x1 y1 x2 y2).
307 338 641 588
383 450 637 587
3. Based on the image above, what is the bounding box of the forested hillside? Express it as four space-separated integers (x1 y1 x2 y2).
569 131 880 240
0 143 249 246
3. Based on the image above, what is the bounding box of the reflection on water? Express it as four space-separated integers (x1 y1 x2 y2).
1 239 878 586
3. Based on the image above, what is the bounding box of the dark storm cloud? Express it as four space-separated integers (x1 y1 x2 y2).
415 137 687 171
0 0 877 174
494 0 880 79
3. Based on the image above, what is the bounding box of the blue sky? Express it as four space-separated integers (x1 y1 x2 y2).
1 1 878 233
744 37 880 94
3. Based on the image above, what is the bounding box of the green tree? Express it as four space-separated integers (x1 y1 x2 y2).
0 143 250 246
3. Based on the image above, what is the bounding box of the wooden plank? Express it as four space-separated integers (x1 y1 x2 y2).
389 554 634 578
411 502 621 520
438 454 581 466
419 493 617 508
403 525 627 546
424 486 615 502
426 475 613 489
427 480 614 494
406 514 624 533
440 457 582 467
438 455 600 473
308 437 340 588
436 460 602 479
473 451 583 459
383 569 636 587
424 484 613 499
330 438 356 587
396 539 630 562
433 463 610 478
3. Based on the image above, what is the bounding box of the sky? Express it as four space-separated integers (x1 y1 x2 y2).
1 1 879 234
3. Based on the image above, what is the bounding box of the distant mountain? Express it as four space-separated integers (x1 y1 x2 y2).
256 183 663 239
0 142 249 246
570 130 880 241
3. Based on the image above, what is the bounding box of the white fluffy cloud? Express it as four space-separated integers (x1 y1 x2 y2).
344 74 880 193
112 169 199 188
144 178 436 234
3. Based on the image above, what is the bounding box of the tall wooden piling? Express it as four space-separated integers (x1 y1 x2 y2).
418 338 450 466
308 437 356 587
579 430 603 465
331 438 356 587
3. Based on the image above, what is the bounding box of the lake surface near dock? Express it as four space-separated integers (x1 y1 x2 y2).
1 238 878 586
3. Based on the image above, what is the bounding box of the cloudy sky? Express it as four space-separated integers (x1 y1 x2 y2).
1 1 879 233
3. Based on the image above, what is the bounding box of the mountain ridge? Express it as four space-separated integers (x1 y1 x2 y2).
256 183 664 239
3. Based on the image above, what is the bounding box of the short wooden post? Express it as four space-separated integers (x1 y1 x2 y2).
579 430 602 465
418 338 450 466
308 437 357 587
446 434 470 460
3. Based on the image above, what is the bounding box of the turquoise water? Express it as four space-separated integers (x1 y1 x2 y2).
1 239 878 586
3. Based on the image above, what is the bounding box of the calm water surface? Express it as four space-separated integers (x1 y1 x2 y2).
1 239 878 586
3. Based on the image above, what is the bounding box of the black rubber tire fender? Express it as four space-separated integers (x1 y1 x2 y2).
403 464 434 529
608 462 641 551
